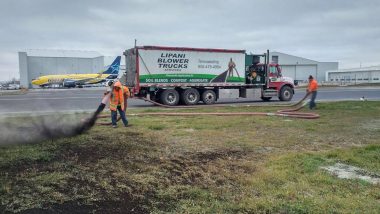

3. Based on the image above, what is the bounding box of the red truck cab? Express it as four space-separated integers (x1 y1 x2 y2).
246 54 294 101
267 63 294 101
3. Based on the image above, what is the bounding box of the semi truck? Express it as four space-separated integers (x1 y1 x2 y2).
123 46 294 106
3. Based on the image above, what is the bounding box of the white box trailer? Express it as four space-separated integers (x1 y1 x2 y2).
123 46 294 105
137 47 245 85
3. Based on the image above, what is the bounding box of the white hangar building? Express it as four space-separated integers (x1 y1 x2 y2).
326 66 380 84
19 50 104 88
269 52 338 83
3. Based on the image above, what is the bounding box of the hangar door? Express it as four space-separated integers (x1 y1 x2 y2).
280 65 296 80
295 65 317 81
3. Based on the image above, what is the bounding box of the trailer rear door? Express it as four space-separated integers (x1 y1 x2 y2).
123 49 137 87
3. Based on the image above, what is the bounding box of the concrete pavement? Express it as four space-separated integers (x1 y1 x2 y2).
0 87 379 115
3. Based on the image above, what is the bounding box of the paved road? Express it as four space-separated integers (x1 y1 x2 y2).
0 87 379 114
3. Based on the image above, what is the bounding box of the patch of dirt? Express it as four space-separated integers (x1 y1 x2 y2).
191 149 248 162
361 119 380 131
160 148 257 186
0 131 159 213
18 198 148 214
0 132 149 175
56 131 157 164
57 143 122 164
0 157 56 177
1 133 259 213
321 163 380 184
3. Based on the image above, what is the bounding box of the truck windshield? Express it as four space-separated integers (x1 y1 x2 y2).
269 66 278 76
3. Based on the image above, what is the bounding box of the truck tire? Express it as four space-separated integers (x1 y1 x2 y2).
261 97 272 101
279 86 293 101
201 90 217 105
181 88 200 105
160 89 180 106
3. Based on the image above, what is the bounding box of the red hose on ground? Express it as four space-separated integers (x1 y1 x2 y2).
126 111 318 119
96 92 319 125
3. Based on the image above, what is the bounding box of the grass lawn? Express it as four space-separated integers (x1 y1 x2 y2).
0 101 379 213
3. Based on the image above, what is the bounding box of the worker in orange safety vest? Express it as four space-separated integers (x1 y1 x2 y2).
307 75 318 110
109 81 130 128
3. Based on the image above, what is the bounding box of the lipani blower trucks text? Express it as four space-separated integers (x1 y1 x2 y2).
123 46 295 106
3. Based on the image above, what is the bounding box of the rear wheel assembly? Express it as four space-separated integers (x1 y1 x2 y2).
160 89 180 106
201 90 217 105
181 88 200 105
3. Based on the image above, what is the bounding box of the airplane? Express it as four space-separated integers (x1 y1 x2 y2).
31 56 121 88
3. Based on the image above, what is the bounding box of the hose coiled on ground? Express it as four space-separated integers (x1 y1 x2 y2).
96 92 319 126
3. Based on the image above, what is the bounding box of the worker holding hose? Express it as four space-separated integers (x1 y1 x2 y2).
108 80 130 128
307 75 318 110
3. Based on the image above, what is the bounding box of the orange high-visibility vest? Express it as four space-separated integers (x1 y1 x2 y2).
109 82 129 111
308 79 318 92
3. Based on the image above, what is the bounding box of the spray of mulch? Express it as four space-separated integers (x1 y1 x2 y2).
0 103 106 145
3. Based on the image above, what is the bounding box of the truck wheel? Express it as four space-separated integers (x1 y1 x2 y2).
261 97 272 101
181 88 200 105
160 89 180 106
201 90 217 105
279 86 293 101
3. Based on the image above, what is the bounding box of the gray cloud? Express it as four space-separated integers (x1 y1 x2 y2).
0 0 379 80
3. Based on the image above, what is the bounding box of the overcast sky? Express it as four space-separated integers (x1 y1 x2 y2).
0 0 379 81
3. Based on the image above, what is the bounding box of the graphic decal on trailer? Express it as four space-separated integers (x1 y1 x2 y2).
138 49 245 84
